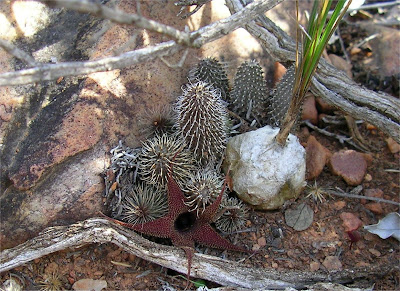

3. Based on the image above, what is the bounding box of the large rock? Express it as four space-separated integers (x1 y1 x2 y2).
224 126 306 210
0 0 275 248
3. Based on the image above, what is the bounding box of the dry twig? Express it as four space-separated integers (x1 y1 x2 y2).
0 0 283 87
41 0 193 45
326 188 400 207
225 0 400 143
0 218 395 289
0 39 37 67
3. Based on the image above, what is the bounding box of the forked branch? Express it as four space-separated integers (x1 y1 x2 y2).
0 0 283 86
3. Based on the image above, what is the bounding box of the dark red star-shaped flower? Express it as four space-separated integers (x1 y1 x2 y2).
103 169 249 283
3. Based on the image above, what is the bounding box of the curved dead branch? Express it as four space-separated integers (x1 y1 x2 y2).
0 218 396 289
226 0 400 143
0 0 283 86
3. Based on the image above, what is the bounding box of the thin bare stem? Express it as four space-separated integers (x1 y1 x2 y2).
0 0 283 86
326 189 400 207
0 39 37 67
40 0 192 45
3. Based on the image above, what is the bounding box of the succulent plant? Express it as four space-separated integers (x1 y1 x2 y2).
215 197 248 233
104 141 141 215
230 60 269 121
175 81 229 164
38 272 64 291
139 133 196 189
183 167 225 215
138 104 175 138
268 64 295 127
118 183 168 225
189 57 230 100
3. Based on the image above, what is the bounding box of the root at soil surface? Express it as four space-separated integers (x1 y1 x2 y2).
0 218 397 289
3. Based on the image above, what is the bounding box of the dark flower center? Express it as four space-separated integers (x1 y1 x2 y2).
175 212 196 233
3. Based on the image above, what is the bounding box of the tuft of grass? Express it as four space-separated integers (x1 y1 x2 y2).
276 0 351 145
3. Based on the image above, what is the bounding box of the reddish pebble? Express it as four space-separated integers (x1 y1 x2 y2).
257 237 267 247
362 188 382 203
310 261 320 272
301 94 318 125
365 188 384 198
329 150 368 186
386 137 400 154
365 202 384 214
93 271 103 277
369 248 381 257
322 256 342 271
305 135 331 180
333 201 346 210
340 212 363 232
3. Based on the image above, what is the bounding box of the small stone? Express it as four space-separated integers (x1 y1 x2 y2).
252 244 261 251
369 248 381 257
310 261 320 272
333 201 346 210
364 188 384 198
69 270 76 278
366 123 377 130
322 256 342 271
386 137 400 154
73 279 107 291
329 150 368 186
364 173 372 182
350 47 362 55
365 202 384 214
257 237 267 247
301 94 318 125
272 262 279 269
305 135 331 180
340 212 363 232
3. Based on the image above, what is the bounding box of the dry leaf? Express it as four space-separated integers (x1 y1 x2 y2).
285 203 313 231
